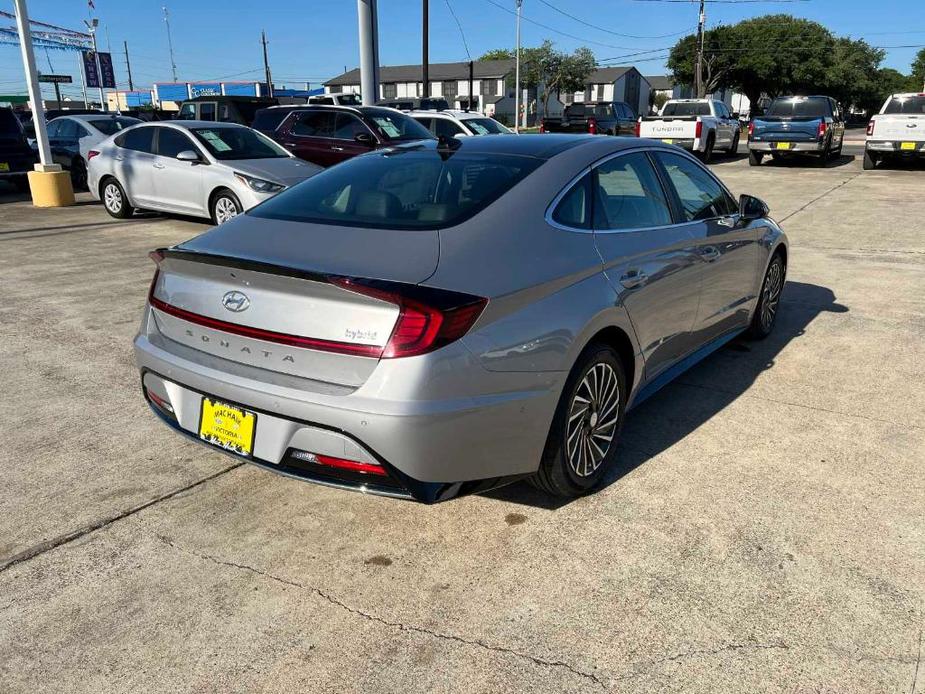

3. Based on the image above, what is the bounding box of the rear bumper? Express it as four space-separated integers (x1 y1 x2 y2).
134 317 562 502
749 140 825 154
866 140 924 156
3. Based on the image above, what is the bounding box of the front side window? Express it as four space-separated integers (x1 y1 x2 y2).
177 103 196 120
552 172 592 229
249 150 542 230
593 152 672 230
57 119 79 139
117 126 156 153
433 118 465 138
157 128 197 158
190 127 290 160
292 111 336 137
655 151 735 221
251 109 291 132
332 113 370 140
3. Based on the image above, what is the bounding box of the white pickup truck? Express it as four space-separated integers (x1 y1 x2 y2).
638 98 740 162
864 92 925 170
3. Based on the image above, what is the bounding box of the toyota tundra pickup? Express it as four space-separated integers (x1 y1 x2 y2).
863 93 925 170
637 98 740 162
747 95 845 167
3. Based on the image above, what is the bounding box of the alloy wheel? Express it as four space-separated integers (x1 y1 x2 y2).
214 197 239 224
104 183 122 213
760 259 784 331
566 362 620 477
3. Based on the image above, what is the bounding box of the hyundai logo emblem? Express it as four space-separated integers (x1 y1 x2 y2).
222 290 250 313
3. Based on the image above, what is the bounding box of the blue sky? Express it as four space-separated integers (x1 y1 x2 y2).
2 0 924 99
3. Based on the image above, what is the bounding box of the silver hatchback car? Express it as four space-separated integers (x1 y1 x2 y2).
136 135 787 502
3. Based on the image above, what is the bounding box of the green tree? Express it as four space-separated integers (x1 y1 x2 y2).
824 38 885 114
912 47 925 90
478 48 515 62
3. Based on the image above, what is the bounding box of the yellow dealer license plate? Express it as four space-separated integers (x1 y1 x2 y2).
661 138 674 144
0 162 9 172
198 398 256 457
901 141 917 151
775 142 792 150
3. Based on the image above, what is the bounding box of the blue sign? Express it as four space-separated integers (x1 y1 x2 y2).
190 83 221 97
82 51 116 89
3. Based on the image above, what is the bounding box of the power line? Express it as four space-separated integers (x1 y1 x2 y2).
444 0 471 61
535 0 692 39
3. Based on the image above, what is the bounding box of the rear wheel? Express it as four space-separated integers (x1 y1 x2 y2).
101 178 133 219
530 344 626 498
727 130 740 154
863 149 877 170
748 254 785 339
70 156 87 191
815 142 830 167
748 150 763 166
700 134 715 164
211 189 242 225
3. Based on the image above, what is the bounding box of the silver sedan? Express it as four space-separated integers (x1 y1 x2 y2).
135 135 787 502
88 121 321 224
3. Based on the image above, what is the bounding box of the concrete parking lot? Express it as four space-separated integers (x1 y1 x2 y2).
1 147 923 693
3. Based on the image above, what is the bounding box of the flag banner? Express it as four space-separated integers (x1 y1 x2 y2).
98 52 116 88
82 50 115 89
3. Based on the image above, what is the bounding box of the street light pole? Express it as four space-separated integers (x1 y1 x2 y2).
357 0 380 105
514 0 522 132
84 19 106 111
12 0 54 169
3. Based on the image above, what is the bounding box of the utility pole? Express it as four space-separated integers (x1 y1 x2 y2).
261 30 273 97
83 18 106 111
356 0 380 105
163 6 178 82
514 0 523 130
694 0 705 98
467 60 473 112
123 40 134 91
422 0 429 98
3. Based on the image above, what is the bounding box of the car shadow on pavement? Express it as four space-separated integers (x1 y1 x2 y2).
709 152 749 165
762 154 856 169
483 281 848 510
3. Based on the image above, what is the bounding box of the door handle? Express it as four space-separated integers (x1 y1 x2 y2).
153 162 166 169
619 269 648 289
330 145 345 151
699 245 721 262
114 156 124 162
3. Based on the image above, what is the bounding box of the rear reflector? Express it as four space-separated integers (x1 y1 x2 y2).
748 121 754 137
866 120 875 136
634 119 641 137
146 388 174 414
695 119 703 140
817 120 828 138
588 117 597 135
290 450 387 476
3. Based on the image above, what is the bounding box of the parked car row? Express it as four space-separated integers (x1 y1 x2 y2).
863 92 925 170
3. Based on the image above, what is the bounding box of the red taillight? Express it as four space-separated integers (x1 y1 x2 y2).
539 120 546 134
634 119 641 137
866 119 875 136
817 120 827 139
695 119 703 140
588 117 597 135
87 150 100 160
292 451 387 476
748 121 754 137
331 277 487 359
146 388 174 414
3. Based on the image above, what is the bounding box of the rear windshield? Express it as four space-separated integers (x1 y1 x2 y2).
190 127 290 160
464 117 511 135
662 102 710 116
766 98 830 118
249 149 543 229
88 117 141 135
361 108 434 142
566 104 611 118
251 108 293 132
883 95 925 114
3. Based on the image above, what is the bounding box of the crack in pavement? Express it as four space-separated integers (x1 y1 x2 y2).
912 625 923 694
611 640 791 682
0 462 244 575
157 536 608 690
778 172 863 224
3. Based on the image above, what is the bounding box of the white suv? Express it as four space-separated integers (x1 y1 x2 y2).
409 110 513 137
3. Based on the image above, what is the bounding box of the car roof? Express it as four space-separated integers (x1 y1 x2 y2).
407 109 490 121
54 113 141 122
391 133 618 159
149 120 249 129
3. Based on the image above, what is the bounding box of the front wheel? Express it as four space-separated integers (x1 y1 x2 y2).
530 344 627 498
748 150 763 166
748 254 785 339
101 178 134 219
862 149 877 170
211 190 242 225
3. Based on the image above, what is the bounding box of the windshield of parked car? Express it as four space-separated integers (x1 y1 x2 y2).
337 94 361 106
361 108 435 142
883 95 925 114
249 149 543 229
464 118 512 135
190 127 290 160
766 98 829 118
88 117 141 135
661 102 711 116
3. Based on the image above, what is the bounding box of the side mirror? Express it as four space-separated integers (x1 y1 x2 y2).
354 132 376 147
176 150 201 163
739 194 769 221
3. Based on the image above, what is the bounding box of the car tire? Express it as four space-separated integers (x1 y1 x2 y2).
748 253 786 340
530 343 627 498
748 150 763 166
70 156 87 191
700 133 715 164
211 189 242 225
863 149 877 170
101 178 134 219
727 130 740 154
815 143 830 167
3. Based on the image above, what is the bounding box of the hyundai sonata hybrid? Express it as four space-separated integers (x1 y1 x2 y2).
136 135 787 502
88 121 321 225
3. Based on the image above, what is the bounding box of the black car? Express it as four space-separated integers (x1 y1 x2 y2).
540 101 638 136
0 107 37 192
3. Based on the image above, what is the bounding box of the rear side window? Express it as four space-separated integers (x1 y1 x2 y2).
662 102 710 116
116 126 156 153
593 153 672 230
552 173 592 229
292 111 336 137
249 150 543 230
883 95 925 114
766 98 830 118
655 151 735 221
88 117 140 135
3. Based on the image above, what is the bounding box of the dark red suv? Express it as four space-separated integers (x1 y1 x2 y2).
273 106 435 167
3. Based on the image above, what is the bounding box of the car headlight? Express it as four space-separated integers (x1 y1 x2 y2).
234 172 285 194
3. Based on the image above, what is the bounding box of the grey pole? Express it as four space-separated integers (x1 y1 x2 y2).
163 6 178 83
91 30 106 111
422 0 429 98
12 0 55 170
124 40 134 91
694 0 705 98
357 0 379 105
77 52 88 107
514 0 522 131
